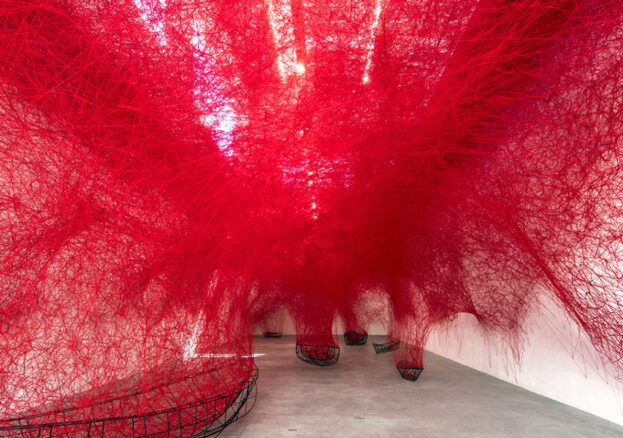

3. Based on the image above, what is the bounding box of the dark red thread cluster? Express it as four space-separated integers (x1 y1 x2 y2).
1 0 623 433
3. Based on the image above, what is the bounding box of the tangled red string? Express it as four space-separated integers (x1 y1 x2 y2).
1 0 623 434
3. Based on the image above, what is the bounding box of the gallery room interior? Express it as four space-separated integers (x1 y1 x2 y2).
1 0 623 436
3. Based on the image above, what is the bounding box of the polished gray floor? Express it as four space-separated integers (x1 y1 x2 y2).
223 335 623 437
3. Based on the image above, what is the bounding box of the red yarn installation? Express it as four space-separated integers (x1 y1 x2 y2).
1 0 623 431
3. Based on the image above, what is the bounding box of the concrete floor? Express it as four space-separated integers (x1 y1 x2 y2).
223 335 623 437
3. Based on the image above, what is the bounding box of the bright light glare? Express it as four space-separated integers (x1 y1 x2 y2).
362 0 383 84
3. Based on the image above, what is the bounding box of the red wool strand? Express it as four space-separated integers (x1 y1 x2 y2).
1 0 623 435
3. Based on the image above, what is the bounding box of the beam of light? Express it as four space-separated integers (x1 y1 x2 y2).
266 0 298 79
133 0 168 46
362 0 383 84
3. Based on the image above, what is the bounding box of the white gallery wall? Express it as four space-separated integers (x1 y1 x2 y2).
425 296 623 426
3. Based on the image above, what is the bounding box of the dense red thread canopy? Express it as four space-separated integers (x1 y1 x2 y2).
2 0 623 433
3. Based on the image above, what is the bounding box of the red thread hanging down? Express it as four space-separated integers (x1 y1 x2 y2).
1 0 623 433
